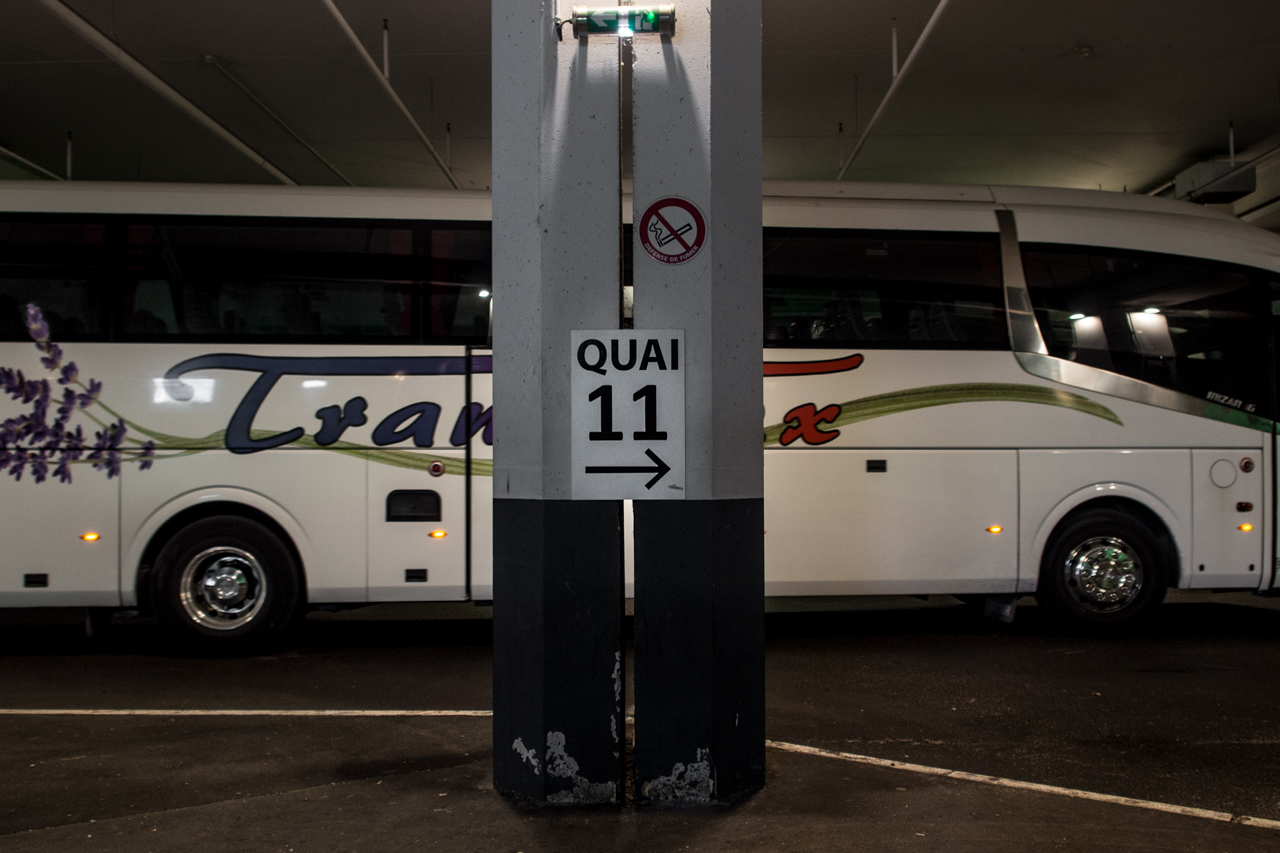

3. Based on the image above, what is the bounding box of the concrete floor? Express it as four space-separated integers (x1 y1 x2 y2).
2 592 1279 851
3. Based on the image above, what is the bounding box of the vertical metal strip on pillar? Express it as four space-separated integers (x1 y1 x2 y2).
491 0 625 804
631 0 766 803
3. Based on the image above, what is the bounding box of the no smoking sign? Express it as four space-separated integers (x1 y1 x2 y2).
639 197 706 264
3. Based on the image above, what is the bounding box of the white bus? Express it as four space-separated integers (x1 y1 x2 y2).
0 179 1276 648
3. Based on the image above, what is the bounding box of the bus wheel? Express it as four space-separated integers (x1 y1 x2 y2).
151 516 302 653
1037 507 1168 629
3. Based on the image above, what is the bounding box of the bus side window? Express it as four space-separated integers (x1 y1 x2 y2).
427 227 492 344
762 228 1007 350
1022 244 1271 418
119 220 430 344
117 219 493 347
0 220 110 342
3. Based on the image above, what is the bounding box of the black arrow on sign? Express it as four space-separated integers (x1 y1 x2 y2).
584 449 671 489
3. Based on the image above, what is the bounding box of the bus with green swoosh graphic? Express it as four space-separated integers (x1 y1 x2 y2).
1 180 1276 648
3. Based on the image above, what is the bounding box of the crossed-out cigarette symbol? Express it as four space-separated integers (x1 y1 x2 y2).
639 197 705 264
649 216 692 249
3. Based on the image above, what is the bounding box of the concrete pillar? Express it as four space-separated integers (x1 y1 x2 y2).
490 0 624 803
631 1 766 803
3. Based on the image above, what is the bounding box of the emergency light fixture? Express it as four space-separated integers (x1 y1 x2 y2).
567 5 676 38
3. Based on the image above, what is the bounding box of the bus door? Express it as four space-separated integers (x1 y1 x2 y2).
466 348 494 601
1186 270 1274 592
1272 280 1280 593
0 218 120 608
365 353 470 602
1190 449 1263 588
365 222 492 602
0 472 120 607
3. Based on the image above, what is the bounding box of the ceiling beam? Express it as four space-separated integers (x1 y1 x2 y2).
205 55 354 186
320 0 461 189
30 0 297 186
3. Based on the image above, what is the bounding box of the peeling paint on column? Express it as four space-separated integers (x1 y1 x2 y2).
613 650 622 703
612 650 622 758
511 737 540 775
545 731 617 804
642 748 713 804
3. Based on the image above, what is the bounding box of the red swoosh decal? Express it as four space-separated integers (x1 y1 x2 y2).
763 354 864 377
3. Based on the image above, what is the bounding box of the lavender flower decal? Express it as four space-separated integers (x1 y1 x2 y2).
0 304 155 483
1 304 482 482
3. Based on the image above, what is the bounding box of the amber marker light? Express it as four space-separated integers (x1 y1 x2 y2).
81 532 100 542
986 526 1003 534
1239 524 1254 532
429 530 447 539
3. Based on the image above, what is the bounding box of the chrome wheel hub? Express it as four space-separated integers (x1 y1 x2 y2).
179 547 267 630
1063 536 1142 613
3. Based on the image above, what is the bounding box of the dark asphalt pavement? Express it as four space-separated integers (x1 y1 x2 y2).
1 592 1278 851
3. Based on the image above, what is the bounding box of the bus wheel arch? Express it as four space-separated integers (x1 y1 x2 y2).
1036 497 1177 629
135 500 307 615
1030 486 1187 591
132 497 310 653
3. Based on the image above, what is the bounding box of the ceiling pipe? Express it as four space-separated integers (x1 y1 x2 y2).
836 0 953 181
0 143 63 181
320 0 461 189
891 18 899 79
205 55 355 186
382 19 391 80
30 0 296 185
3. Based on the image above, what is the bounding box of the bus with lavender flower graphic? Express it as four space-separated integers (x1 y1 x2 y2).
0 184 494 650
2 180 1279 649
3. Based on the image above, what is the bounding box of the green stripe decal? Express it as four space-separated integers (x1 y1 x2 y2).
1201 402 1273 433
129 427 491 477
763 383 1123 447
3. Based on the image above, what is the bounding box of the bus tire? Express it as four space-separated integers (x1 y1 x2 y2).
1036 507 1169 630
150 516 302 653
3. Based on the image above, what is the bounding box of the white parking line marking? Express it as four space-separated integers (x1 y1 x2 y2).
2 715 1271 829
0 709 492 717
766 740 1279 830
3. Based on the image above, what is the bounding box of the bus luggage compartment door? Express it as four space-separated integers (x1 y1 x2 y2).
1190 449 1263 589
0 472 119 607
367 451 467 601
763 449 1018 596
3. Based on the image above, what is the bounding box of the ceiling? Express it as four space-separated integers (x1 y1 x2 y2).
1 0 1279 223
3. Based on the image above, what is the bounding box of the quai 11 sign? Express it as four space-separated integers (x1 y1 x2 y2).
570 329 685 500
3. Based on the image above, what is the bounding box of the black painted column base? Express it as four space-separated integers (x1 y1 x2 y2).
633 498 766 804
492 498 624 803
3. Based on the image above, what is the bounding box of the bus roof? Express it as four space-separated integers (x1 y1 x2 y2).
0 178 1241 223
1 178 1277 272
761 179 1243 221
0 179 493 221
